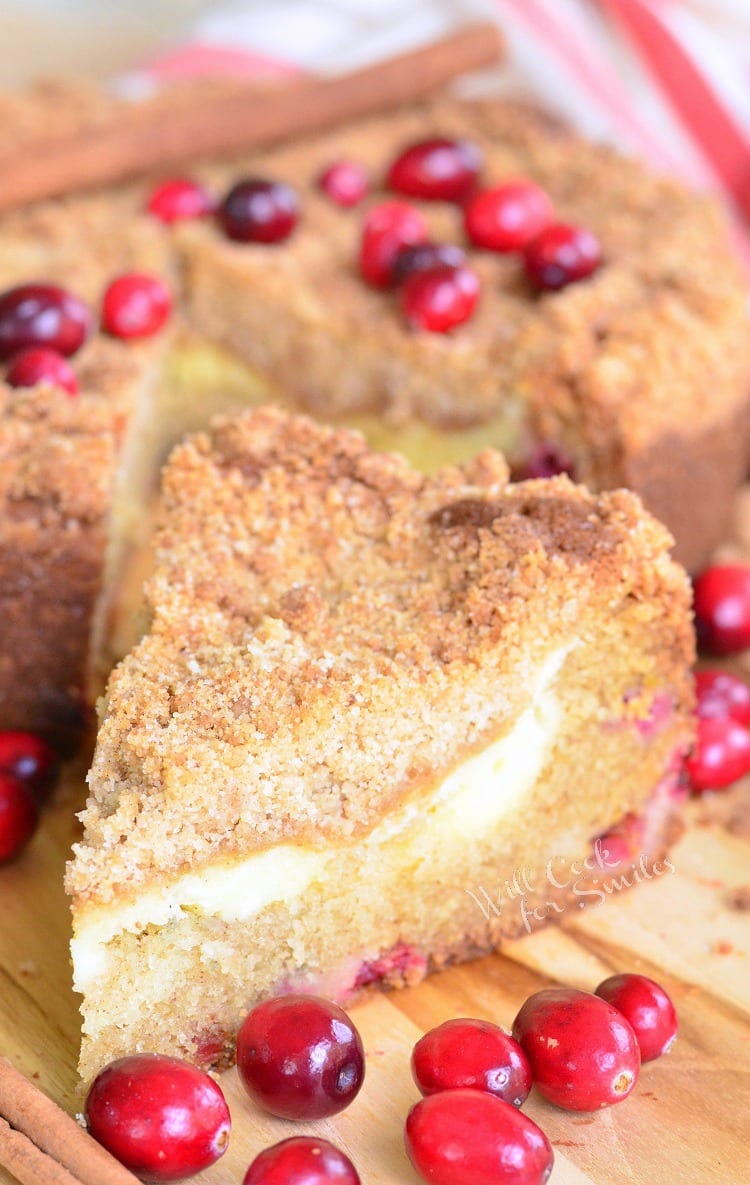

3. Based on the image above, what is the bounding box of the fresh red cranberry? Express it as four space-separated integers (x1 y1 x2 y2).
412 1019 532 1107
464 181 553 253
392 241 466 285
359 201 428 288
243 1137 360 1185
0 730 59 802
146 177 216 223
402 264 480 333
6 346 78 395
524 223 602 291
0 772 38 863
218 178 299 244
512 988 640 1110
85 1054 230 1181
511 441 575 481
101 274 172 340
387 138 481 203
319 160 369 207
236 994 365 1120
405 1089 553 1185
595 974 678 1062
694 565 750 654
0 283 92 360
686 715 750 792
695 669 750 725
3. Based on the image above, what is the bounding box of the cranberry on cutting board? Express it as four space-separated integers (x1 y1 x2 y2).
512 987 640 1111
405 1088 553 1185
236 994 365 1120
85 1053 230 1181
595 973 678 1062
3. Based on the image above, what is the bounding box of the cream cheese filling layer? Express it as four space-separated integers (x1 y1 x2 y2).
72 645 570 992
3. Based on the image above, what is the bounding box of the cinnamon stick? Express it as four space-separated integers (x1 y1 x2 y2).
0 1117 82 1185
0 1059 140 1185
0 22 503 213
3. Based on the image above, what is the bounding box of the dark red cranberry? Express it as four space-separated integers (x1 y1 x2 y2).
319 160 369 207
401 264 480 333
524 223 602 291
0 772 38 863
405 1089 553 1185
147 177 216 223
695 669 750 725
595 974 678 1062
0 283 92 360
101 273 172 340
0 730 59 802
243 1137 360 1185
464 181 553 252
686 715 750 792
387 138 481 203
359 200 428 288
392 241 466 285
412 1018 532 1107
85 1053 230 1181
219 178 299 244
511 441 575 481
236 994 365 1120
694 565 750 654
6 346 78 395
512 988 640 1110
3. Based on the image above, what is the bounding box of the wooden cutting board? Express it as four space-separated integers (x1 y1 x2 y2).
0 756 748 1185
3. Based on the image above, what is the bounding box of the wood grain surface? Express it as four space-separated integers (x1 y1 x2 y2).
1 547 750 1185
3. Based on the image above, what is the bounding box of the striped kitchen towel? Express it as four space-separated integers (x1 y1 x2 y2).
132 0 750 239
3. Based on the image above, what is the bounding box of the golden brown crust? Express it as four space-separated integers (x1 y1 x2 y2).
67 407 694 906
0 340 160 744
0 79 119 152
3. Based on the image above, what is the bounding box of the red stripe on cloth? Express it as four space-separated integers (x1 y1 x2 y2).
494 0 698 179
594 0 750 222
143 44 300 81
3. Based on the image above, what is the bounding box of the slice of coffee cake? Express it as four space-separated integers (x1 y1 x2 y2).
67 408 694 1082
